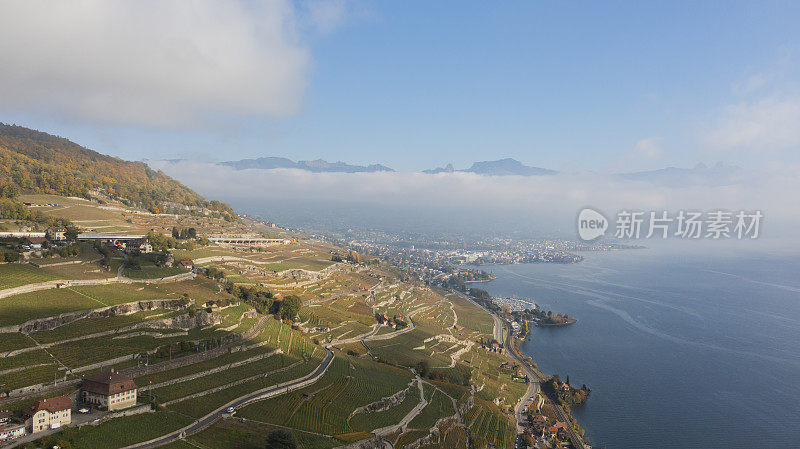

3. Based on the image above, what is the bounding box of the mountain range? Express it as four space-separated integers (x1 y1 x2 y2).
221 156 557 176
615 162 742 187
220 157 394 173
219 157 740 185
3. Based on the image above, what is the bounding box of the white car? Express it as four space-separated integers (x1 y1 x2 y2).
226 407 235 414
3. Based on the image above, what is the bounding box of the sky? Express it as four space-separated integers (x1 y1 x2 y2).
2 0 800 243
1 0 799 173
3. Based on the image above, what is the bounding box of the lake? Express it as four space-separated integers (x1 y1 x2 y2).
473 248 800 448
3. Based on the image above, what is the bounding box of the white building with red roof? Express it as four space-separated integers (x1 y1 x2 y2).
81 371 138 411
25 395 72 433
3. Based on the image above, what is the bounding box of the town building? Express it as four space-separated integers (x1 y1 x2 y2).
25 237 47 250
46 227 67 241
25 396 72 433
81 371 138 411
125 239 153 254
0 423 25 442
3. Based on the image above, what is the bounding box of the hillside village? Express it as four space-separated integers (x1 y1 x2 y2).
0 191 590 449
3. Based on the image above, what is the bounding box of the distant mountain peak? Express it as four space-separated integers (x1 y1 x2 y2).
422 163 455 174
461 158 556 176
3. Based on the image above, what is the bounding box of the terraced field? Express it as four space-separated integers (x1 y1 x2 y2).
168 356 323 418
180 417 342 449
0 332 36 351
237 353 412 438
348 383 421 433
30 309 183 343
365 328 451 368
463 398 516 449
71 283 178 305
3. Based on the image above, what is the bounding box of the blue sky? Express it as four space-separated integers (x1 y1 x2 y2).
2 0 799 172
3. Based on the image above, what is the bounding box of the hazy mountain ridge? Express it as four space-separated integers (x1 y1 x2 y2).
218 156 741 187
616 162 743 187
221 156 394 173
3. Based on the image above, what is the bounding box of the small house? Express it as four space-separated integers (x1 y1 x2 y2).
177 258 194 269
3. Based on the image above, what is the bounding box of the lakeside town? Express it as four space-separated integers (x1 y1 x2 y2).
313 229 636 287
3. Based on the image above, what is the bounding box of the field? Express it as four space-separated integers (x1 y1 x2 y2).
0 332 36 351
0 263 56 290
348 382 421 433
0 288 103 326
124 264 188 279
408 385 455 430
30 411 193 449
364 328 451 368
463 399 516 449
71 283 178 305
149 352 291 403
30 309 184 343
0 283 181 327
167 357 322 418
182 418 342 449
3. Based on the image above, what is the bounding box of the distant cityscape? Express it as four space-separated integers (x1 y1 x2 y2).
315 229 640 285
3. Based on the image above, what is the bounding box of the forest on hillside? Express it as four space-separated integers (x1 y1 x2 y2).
0 123 235 219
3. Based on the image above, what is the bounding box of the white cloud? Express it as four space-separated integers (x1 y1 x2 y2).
0 0 309 127
706 96 800 152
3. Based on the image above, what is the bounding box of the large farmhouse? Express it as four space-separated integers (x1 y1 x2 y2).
81 371 138 411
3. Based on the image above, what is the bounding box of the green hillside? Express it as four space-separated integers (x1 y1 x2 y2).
0 123 234 218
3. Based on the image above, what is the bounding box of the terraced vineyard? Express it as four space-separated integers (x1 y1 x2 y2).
237 353 412 439
0 193 531 449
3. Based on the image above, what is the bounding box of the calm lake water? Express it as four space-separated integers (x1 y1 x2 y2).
474 249 800 448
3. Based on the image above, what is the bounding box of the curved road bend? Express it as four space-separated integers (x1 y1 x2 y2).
122 349 334 449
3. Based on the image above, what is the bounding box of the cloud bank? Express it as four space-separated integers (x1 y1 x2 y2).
706 96 800 153
150 160 800 244
0 0 308 127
